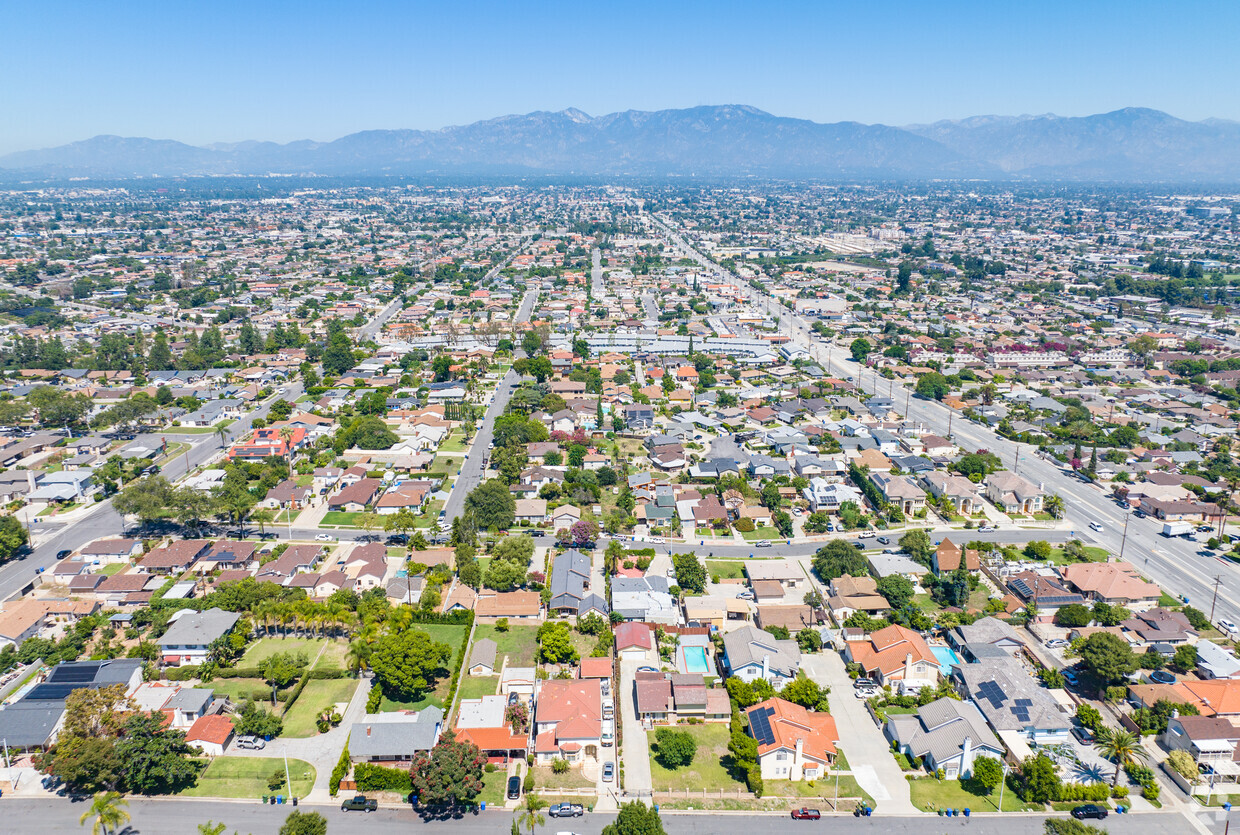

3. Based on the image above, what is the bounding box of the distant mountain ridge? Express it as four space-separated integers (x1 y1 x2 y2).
3 105 1238 181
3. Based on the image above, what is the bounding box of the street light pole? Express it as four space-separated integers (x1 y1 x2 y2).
1119 514 1130 562
1211 575 1225 622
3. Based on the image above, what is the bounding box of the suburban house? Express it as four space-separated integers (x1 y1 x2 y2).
610 576 678 624
1196 641 1240 681
722 624 801 686
185 714 235 757
932 538 980 576
984 471 1044 515
349 707 444 763
946 616 1025 662
826 575 891 624
633 672 731 725
0 659 144 751
868 472 927 515
1162 714 1240 772
1060 561 1162 610
157 608 241 666
197 541 258 572
845 624 939 692
139 540 213 575
329 477 383 511
514 498 548 525
548 549 609 618
885 697 1005 779
533 679 602 766
79 538 143 564
921 472 982 515
454 694 529 764
746 697 838 781
952 657 1072 744
468 638 497 676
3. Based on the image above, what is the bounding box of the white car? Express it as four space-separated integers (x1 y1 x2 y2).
978 525 996 533
314 533 334 542
1089 521 1104 532
1220 619 1239 635
1044 638 1069 649
858 531 875 539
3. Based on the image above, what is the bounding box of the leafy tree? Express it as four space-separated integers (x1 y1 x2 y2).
653 728 697 769
536 622 579 665
915 372 950 401
79 791 130 835
796 628 823 653
1075 703 1103 731
234 700 284 738
62 684 133 738
1182 606 1211 631
811 540 868 581
464 479 516 530
898 528 934 566
1023 540 1052 561
1053 603 1092 628
671 552 706 593
1171 643 1199 674
321 330 354 376
114 711 203 795
259 651 307 705
602 801 667 835
1079 631 1137 683
278 810 328 835
45 735 122 794
875 575 914 609
969 755 1003 794
780 675 828 711
408 728 487 806
371 628 453 700
1015 753 1060 804
849 337 872 363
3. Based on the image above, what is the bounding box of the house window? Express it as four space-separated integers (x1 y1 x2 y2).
776 752 787 761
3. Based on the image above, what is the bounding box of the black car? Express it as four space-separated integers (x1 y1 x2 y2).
341 795 378 812
56 549 72 559
548 803 584 818
1071 805 1108 820
506 775 521 800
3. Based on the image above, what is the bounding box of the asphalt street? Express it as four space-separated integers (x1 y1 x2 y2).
652 214 1240 627
0 798 1191 835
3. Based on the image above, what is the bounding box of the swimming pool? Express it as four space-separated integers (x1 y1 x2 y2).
683 646 711 674
932 645 962 674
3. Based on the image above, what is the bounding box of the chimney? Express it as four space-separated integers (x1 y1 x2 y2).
366 725 372 738
762 654 770 682
26 470 36 492
795 736 804 765
962 735 973 773
904 652 914 682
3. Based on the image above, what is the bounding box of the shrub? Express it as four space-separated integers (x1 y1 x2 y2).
654 728 697 769
1166 749 1197 780
746 764 764 798
354 762 413 793
551 758 569 774
734 517 755 533
1142 782 1160 801
329 745 350 796
523 771 534 792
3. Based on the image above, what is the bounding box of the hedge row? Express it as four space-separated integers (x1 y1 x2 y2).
441 618 474 713
330 741 351 797
1056 782 1111 802
354 762 413 793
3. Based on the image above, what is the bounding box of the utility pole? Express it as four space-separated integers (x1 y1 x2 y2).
1119 513 1130 562
1211 575 1224 622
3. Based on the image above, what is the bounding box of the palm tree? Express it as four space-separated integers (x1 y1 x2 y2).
1096 727 1146 786
252 509 275 537
80 792 130 835
213 422 230 449
346 638 373 677
517 794 546 835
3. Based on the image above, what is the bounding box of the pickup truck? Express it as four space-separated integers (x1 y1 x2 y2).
791 808 822 820
548 803 584 817
341 795 378 812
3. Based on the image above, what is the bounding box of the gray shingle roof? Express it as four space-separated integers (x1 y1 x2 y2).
349 706 443 760
887 697 1002 765
157 608 241 648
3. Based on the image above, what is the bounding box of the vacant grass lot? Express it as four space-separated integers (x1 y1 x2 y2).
742 528 783 541
374 623 468 713
243 637 331 668
179 757 315 799
210 678 281 705
473 623 540 667
648 724 741 792
282 678 359 737
706 560 747 579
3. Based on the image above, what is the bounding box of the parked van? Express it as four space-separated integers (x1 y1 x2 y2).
601 720 614 746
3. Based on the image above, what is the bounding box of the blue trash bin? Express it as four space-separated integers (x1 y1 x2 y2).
277 795 284 805
964 809 970 817
481 802 486 811
865 807 872 816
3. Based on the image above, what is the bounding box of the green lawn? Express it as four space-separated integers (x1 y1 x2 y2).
706 560 747 580
321 511 366 527
374 623 468 712
210 678 282 705
742 528 783 541
242 637 329 667
768 776 875 808
907 776 1038 812
433 455 464 477
314 640 349 671
1048 546 1109 565
380 691 442 712
648 723 742 792
477 770 508 807
531 765 596 790
282 678 359 737
179 756 315 799
474 623 540 667
98 563 127 576
295 474 314 487
456 675 499 703
441 432 469 453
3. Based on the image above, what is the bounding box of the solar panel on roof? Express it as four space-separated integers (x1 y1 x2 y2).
1015 698 1033 706
1012 707 1030 722
749 706 776 746
49 666 96 683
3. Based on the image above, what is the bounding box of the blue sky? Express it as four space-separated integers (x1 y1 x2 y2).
2 0 1236 154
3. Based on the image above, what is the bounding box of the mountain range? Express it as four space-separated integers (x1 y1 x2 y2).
3 105 1239 182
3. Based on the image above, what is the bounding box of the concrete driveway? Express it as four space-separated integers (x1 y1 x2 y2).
618 658 653 799
800 652 917 814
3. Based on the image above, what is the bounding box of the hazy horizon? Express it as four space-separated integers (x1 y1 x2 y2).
2 0 1237 155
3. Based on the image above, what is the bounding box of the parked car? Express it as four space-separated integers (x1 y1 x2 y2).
978 525 996 533
1044 639 1069 649
1072 726 1096 744
507 775 521 800
637 666 658 673
56 549 72 559
314 533 334 542
1071 805 1108 820
1062 669 1080 686
548 803 584 818
736 590 755 601
791 808 822 820
852 541 865 549
755 540 772 548
853 677 878 689
341 795 378 812
234 735 265 750
858 531 875 539
602 762 614 782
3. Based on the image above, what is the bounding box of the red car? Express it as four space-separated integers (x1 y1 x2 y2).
791 808 822 820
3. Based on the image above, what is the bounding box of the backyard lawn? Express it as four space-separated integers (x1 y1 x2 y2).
179 757 315 799
648 724 742 792
209 678 279 705
242 637 330 668
706 560 747 580
473 623 540 667
441 432 469 453
281 678 359 737
907 776 1036 812
456 675 499 703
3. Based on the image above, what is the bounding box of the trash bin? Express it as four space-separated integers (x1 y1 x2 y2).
937 809 944 817
963 809 970 818
261 796 268 804
277 795 284 805
864 807 872 817
480 802 486 812
292 797 298 807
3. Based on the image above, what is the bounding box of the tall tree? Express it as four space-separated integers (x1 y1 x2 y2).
79 792 129 835
408 728 487 806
